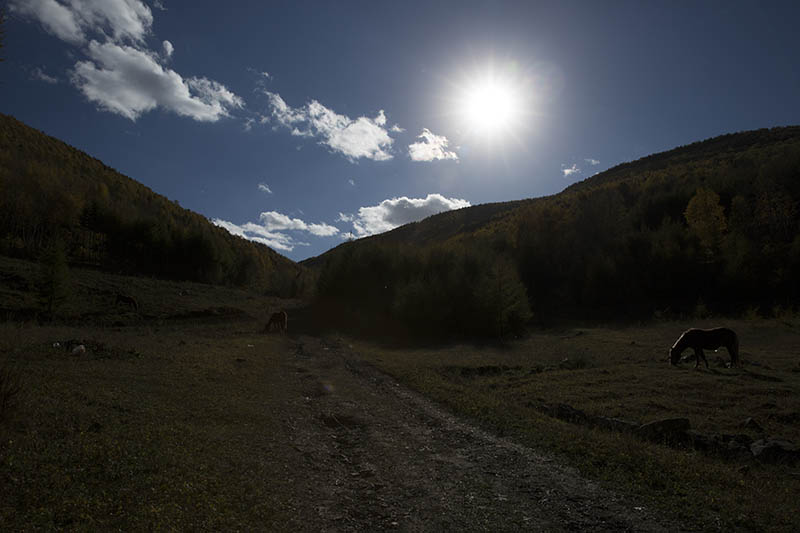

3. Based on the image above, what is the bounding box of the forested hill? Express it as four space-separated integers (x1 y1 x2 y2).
308 126 800 338
0 114 303 295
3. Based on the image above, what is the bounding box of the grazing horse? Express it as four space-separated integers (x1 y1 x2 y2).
115 293 138 311
669 327 739 368
265 311 288 333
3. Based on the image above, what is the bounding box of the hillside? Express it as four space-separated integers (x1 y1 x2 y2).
0 114 303 295
307 126 800 337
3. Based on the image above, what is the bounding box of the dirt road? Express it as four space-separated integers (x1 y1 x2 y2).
273 335 683 532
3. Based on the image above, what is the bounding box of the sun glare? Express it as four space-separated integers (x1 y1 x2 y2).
449 61 531 144
462 79 520 133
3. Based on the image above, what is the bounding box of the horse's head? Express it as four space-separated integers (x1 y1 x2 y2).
669 347 680 365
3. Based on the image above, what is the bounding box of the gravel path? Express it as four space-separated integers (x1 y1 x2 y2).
273 336 684 532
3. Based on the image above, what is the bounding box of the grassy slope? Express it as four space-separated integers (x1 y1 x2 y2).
353 320 800 532
0 255 302 529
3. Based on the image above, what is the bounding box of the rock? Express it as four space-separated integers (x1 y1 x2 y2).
636 418 691 442
71 344 86 355
750 439 800 464
741 417 764 432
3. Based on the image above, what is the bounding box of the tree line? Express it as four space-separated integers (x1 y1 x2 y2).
0 114 305 296
312 127 800 338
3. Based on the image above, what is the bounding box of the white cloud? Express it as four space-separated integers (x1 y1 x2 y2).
31 66 59 83
13 0 243 123
212 219 303 252
260 211 339 237
408 128 458 162
213 211 339 252
346 194 470 237
11 0 154 45
585 158 600 166
71 40 243 121
10 0 86 44
263 91 395 161
562 163 580 177
348 179 355 186
258 183 272 194
153 0 166 11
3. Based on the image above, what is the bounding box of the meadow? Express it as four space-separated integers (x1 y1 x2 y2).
353 320 800 531
1 254 799 530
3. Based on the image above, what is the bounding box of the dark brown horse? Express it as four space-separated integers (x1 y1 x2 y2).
669 327 739 368
115 293 138 311
265 311 288 333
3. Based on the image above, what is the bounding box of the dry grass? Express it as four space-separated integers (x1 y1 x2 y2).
0 320 300 530
353 319 800 531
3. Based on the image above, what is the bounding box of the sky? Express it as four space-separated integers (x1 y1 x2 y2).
3 0 800 261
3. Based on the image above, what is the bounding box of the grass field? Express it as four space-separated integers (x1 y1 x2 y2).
2 254 800 530
353 320 800 531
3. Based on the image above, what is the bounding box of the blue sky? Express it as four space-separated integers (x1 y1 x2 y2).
3 1 800 261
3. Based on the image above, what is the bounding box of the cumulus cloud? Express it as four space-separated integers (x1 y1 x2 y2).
13 0 243 123
71 41 243 121
31 66 59 83
342 194 470 237
212 219 303 252
585 158 600 166
258 183 272 194
260 211 339 237
213 211 339 252
11 0 154 44
263 91 395 161
562 163 580 177
10 0 87 44
408 128 458 162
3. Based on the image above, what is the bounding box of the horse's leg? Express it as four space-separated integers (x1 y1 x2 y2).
699 348 708 368
727 343 738 368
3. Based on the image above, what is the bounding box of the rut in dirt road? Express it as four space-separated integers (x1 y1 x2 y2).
276 336 684 532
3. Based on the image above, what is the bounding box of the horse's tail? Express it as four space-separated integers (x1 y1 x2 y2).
732 331 740 367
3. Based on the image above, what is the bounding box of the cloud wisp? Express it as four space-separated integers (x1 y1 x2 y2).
585 158 600 166
561 163 580 177
11 0 243 123
408 128 458 162
258 183 273 194
263 91 395 162
31 66 59 83
340 194 470 237
213 211 339 252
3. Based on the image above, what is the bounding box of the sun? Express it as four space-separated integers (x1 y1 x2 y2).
450 62 530 142
461 78 520 133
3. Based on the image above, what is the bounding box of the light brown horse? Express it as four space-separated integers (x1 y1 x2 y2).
669 327 739 368
265 311 288 333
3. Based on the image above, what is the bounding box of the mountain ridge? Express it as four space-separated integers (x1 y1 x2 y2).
0 113 304 295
